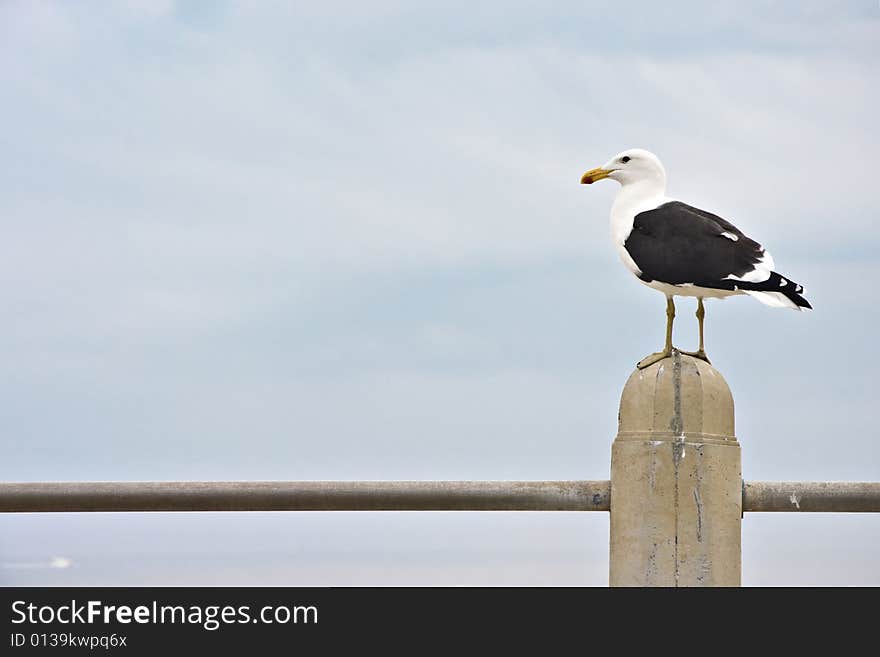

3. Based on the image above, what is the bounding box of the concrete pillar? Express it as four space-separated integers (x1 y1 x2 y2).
609 351 741 586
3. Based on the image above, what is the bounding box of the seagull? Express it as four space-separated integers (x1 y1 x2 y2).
581 148 811 369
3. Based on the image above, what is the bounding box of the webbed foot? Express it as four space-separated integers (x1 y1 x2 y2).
636 349 673 369
680 349 711 364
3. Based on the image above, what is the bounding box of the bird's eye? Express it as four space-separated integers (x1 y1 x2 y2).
620 156 631 163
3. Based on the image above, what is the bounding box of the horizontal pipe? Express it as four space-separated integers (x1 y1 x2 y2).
1 480 878 513
743 481 880 513
0 480 611 513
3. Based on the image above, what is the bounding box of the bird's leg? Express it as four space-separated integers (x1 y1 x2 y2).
681 297 711 363
637 296 675 369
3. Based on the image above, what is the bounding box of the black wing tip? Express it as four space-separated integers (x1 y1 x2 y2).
741 271 813 310
793 295 813 310
778 275 812 310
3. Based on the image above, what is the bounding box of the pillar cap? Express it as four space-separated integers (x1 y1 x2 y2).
617 350 736 444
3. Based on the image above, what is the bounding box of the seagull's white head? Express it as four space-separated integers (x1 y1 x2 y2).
580 148 666 190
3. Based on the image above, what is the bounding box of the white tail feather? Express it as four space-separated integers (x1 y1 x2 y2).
743 290 802 310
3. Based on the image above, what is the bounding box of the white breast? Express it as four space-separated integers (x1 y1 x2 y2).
609 186 669 279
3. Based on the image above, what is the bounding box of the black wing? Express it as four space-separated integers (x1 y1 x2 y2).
624 201 765 287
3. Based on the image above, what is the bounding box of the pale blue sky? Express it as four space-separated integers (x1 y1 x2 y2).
1 1 878 585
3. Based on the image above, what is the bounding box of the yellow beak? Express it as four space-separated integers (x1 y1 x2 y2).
580 167 612 184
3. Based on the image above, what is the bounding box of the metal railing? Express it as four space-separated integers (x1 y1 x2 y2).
742 481 880 513
1 480 878 513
